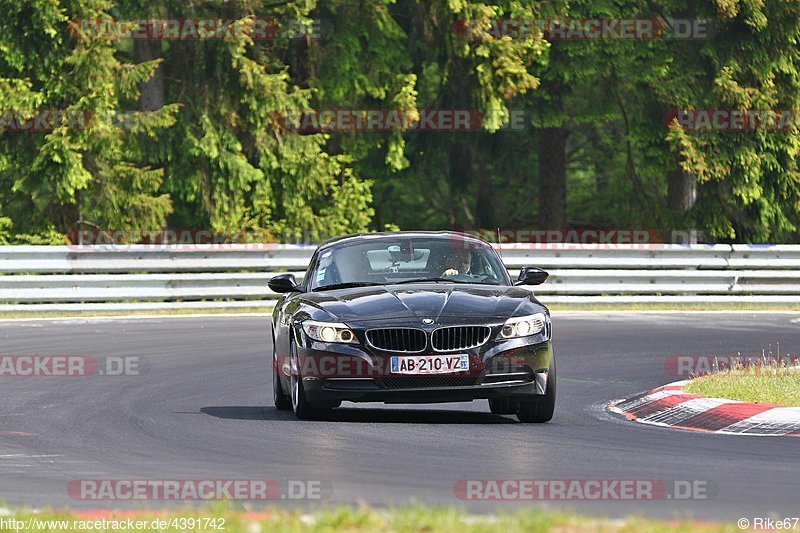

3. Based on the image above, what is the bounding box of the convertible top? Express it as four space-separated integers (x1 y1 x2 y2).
317 231 492 251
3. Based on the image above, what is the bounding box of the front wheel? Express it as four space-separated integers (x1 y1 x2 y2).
488 397 517 415
290 345 324 420
273 348 291 411
517 355 556 423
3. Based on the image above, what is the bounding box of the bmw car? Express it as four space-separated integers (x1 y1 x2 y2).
269 231 555 422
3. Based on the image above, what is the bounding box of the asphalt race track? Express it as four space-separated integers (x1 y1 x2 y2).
0 312 798 520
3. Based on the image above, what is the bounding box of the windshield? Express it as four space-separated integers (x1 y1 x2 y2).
308 236 511 290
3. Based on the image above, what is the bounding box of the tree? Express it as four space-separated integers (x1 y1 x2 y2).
0 0 178 241
660 0 800 241
113 0 375 241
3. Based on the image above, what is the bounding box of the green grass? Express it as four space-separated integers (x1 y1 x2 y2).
684 360 800 406
0 307 273 320
0 505 743 532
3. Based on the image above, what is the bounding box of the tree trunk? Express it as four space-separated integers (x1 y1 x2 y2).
133 40 164 111
475 144 494 228
667 169 696 212
667 168 697 243
538 123 568 229
448 140 474 226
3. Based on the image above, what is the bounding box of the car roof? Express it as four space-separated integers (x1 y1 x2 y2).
317 231 493 250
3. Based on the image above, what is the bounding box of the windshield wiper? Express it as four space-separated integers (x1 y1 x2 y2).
313 281 384 292
393 277 472 284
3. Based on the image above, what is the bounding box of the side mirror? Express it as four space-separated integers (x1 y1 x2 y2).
515 267 549 286
268 273 302 293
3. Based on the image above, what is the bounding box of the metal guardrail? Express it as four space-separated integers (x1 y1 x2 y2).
0 244 798 311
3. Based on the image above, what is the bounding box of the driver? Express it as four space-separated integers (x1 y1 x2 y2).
441 249 472 277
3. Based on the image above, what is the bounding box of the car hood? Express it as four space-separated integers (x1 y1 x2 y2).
299 284 543 323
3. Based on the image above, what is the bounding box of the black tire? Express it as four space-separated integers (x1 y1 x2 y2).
289 344 324 420
517 355 556 423
488 398 517 415
272 347 291 411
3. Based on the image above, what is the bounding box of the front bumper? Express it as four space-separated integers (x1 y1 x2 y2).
285 336 553 405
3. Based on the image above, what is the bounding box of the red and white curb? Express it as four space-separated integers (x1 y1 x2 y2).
609 380 800 436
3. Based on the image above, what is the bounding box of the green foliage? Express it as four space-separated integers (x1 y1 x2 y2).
0 0 799 243
0 214 10 245
660 0 800 241
0 0 178 238
9 227 65 245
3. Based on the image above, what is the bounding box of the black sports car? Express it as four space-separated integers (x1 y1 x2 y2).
269 231 555 422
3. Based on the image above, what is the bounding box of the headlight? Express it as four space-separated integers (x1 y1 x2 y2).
302 320 358 344
497 313 547 340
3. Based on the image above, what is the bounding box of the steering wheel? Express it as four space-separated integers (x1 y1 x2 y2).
447 273 490 283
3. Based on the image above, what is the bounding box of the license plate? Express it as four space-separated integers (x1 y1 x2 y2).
390 354 469 375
